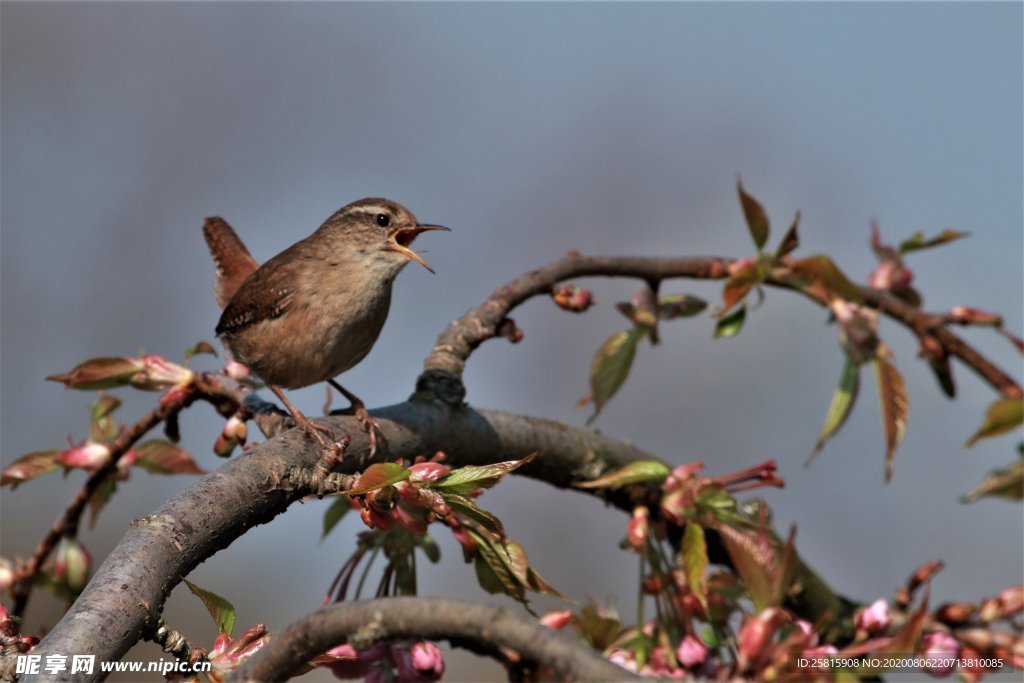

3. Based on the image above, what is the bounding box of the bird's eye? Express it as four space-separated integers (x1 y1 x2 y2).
376 213 390 228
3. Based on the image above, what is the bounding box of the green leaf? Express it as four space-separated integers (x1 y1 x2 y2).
184 341 218 362
714 305 746 338
348 463 410 495
444 493 505 537
575 460 670 489
46 357 145 391
873 351 909 482
320 495 350 541
682 523 709 611
418 536 442 563
1 450 62 488
657 294 708 319
585 327 646 423
776 211 801 258
87 478 117 528
135 440 205 475
899 229 970 254
965 398 1024 448
808 357 861 464
470 531 524 600
737 178 770 250
962 459 1024 503
574 604 623 651
183 578 236 636
432 453 537 495
90 395 122 421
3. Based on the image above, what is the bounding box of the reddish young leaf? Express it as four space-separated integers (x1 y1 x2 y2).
135 440 205 475
791 255 863 303
348 463 410 495
961 460 1023 503
737 178 770 250
873 349 910 482
776 211 801 258
1 450 61 488
47 357 145 391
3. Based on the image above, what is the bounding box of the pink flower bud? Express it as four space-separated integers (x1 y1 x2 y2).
738 607 788 671
540 610 572 630
728 257 758 278
676 634 709 669
407 642 445 680
627 506 649 550
60 440 111 471
607 649 639 674
949 306 1002 327
225 360 250 381
552 284 595 312
134 355 194 390
223 416 247 444
408 462 451 483
920 632 959 676
854 598 891 636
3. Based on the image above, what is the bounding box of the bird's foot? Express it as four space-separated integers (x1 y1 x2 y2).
353 404 386 457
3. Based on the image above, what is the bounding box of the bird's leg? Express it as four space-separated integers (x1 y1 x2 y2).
327 379 385 456
269 385 335 450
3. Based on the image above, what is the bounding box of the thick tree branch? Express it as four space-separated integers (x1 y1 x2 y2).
21 401 662 682
231 597 639 682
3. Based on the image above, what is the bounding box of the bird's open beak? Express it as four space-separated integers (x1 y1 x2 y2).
388 224 450 273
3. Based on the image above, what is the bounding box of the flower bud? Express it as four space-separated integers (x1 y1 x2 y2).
854 598 891 636
539 610 572 630
676 634 709 669
133 355 194 390
60 440 111 472
553 284 595 313
225 360 250 381
408 462 450 483
54 537 91 593
627 506 649 550
406 641 445 680
919 631 959 676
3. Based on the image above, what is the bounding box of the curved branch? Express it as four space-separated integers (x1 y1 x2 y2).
423 254 730 377
230 597 638 683
423 253 1021 399
21 402 659 682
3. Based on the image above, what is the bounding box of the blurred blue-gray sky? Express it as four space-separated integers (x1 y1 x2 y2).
2 3 1021 681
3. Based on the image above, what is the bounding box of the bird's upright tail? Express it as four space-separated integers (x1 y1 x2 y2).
202 216 259 309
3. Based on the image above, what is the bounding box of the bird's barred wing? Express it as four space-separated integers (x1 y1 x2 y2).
215 260 296 336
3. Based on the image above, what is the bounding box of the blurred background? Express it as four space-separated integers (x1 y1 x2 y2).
2 3 1021 681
